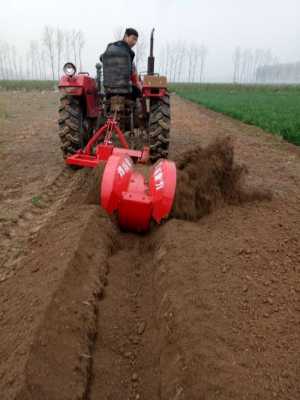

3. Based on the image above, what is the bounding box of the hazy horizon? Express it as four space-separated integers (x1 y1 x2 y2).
1 0 299 82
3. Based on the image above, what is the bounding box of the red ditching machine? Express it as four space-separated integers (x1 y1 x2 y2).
58 29 176 232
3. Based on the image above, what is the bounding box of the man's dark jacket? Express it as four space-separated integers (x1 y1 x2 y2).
100 40 135 69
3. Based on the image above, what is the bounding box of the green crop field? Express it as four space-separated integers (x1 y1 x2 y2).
170 83 300 146
0 80 57 91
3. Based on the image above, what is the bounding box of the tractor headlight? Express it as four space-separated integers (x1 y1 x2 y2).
63 62 76 77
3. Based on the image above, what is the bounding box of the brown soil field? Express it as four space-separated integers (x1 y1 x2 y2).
0 91 300 400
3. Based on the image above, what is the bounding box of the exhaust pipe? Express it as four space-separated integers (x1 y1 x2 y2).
147 28 155 75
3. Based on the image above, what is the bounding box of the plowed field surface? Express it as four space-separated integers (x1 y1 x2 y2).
0 91 299 400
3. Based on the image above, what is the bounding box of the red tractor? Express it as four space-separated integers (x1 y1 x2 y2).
57 29 175 232
58 29 170 164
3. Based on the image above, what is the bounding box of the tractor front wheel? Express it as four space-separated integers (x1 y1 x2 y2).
149 94 170 163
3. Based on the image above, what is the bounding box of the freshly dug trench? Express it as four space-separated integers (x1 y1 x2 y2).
171 136 272 221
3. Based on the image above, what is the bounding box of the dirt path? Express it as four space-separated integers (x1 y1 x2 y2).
0 92 299 400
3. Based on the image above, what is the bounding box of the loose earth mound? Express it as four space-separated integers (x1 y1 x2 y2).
172 136 271 221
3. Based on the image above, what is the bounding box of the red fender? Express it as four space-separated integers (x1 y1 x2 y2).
149 160 177 223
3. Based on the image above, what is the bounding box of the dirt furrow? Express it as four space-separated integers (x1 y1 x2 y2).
89 234 161 400
0 166 74 277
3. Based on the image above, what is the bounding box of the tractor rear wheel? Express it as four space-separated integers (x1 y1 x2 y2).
149 94 170 163
58 95 85 158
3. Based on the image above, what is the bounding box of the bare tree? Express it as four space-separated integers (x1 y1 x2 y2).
29 41 40 79
0 42 7 79
252 49 262 83
135 31 147 72
56 28 64 79
191 46 198 82
157 47 165 76
6 45 14 79
187 45 195 82
43 26 55 80
168 46 176 82
26 52 31 79
77 30 85 71
64 31 71 62
71 30 78 66
18 56 24 80
247 51 254 82
36 44 43 80
164 43 171 79
113 25 124 41
233 46 241 83
199 44 208 83
172 41 182 82
176 42 186 82
40 50 48 79
11 46 19 79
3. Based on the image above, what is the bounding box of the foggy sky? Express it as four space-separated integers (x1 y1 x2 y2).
0 0 299 81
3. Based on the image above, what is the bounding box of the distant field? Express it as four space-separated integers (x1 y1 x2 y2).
0 80 57 91
170 83 300 146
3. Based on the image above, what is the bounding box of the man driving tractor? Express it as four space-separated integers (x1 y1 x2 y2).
100 27 142 97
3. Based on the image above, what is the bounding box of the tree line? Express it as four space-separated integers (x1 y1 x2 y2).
232 47 300 84
233 47 279 84
156 42 208 83
1 26 298 83
0 26 85 81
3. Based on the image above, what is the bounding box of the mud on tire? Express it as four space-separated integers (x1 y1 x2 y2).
58 95 83 158
149 94 170 163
